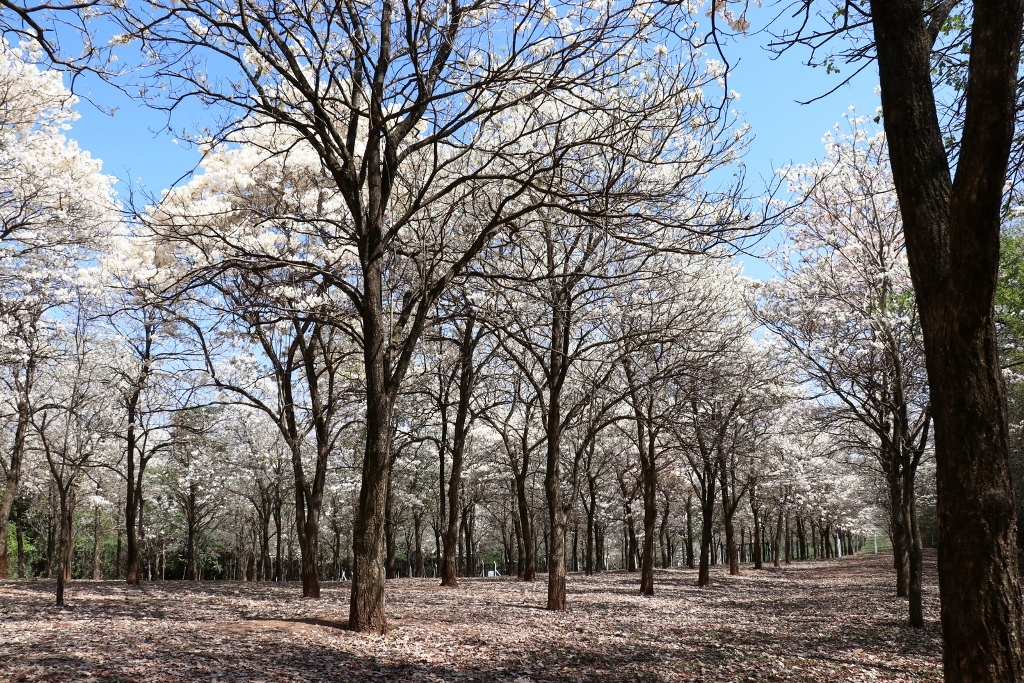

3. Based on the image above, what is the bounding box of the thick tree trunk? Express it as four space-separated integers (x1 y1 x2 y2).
349 400 392 630
543 303 569 611
871 1 1024 676
349 268 397 631
544 414 567 609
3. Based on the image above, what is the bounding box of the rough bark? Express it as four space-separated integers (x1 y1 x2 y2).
349 262 398 632
639 430 657 594
871 1 1024 677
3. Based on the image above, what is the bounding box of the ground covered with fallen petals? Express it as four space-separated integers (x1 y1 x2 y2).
1 552 940 682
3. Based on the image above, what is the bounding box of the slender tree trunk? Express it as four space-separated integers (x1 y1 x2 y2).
511 482 524 577
413 510 424 578
274 498 283 582
698 480 716 587
385 484 397 580
685 494 695 569
904 456 924 628
442 313 479 587
15 502 25 578
624 502 638 572
751 494 763 570
515 471 535 581
639 424 657 595
92 505 102 580
784 513 792 565
56 488 75 607
0 385 31 579
585 490 595 576
773 509 783 568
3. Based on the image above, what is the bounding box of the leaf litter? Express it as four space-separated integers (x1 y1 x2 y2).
0 552 940 682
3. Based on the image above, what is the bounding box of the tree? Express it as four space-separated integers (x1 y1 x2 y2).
102 235 190 585
33 299 117 606
870 2 1024 674
758 123 931 627
111 0 754 631
0 42 116 578
615 253 757 594
148 130 363 597
762 0 1024 671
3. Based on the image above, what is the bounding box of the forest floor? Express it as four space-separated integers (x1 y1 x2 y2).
0 552 940 682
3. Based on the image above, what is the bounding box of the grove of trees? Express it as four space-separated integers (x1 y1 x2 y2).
0 1 1023 681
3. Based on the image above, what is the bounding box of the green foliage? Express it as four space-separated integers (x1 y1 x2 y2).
6 521 37 578
997 232 1024 369
998 230 1024 552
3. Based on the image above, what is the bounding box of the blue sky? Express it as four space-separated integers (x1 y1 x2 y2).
65 10 880 281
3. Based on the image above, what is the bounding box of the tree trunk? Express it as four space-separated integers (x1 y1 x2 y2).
441 315 476 587
385 484 397 580
888 451 910 597
544 416 567 610
697 480 716 587
904 454 924 628
348 268 397 631
625 503 638 572
773 509 783 568
751 493 763 570
56 488 75 607
15 501 25 578
870 2 1024 676
413 510 424 578
515 470 535 581
722 498 739 576
639 422 657 595
92 505 102 580
0 384 31 579
463 503 475 578
585 487 595 576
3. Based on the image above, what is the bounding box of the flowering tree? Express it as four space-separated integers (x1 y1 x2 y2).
0 42 116 578
758 123 930 627
112 0 758 628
